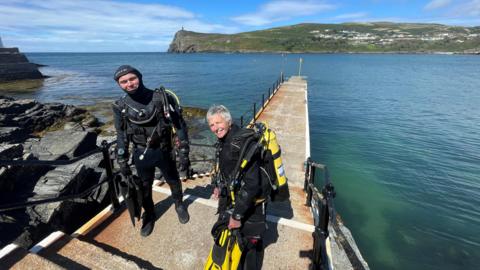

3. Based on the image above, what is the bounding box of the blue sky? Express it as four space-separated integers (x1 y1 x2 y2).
1 0 480 52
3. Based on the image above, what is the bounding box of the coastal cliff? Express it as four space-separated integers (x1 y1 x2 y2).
168 22 480 54
0 45 44 82
168 30 202 53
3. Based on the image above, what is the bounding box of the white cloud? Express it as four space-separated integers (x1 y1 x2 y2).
0 0 236 52
232 0 335 26
453 0 480 16
421 0 480 25
424 0 452 10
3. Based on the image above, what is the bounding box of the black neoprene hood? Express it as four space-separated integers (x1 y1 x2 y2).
114 65 142 81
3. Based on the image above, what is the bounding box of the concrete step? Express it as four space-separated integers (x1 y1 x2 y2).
39 234 144 270
0 244 65 270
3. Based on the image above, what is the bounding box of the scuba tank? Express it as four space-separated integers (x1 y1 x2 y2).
232 121 290 202
256 122 288 194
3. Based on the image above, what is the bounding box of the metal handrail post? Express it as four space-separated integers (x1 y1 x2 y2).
262 94 265 108
305 166 315 206
311 179 334 270
304 158 311 192
240 116 244 128
312 200 330 270
253 103 256 123
101 140 120 210
319 189 330 233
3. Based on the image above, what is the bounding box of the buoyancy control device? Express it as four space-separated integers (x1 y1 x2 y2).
117 86 183 159
231 121 290 202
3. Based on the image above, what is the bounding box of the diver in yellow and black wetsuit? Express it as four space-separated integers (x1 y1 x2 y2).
207 104 266 269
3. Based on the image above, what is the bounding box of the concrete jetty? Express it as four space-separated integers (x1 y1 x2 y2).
0 76 369 269
0 37 44 82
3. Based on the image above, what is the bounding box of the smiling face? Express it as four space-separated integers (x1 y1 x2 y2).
117 73 140 93
208 113 231 139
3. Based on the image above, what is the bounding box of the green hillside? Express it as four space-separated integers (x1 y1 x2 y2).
168 22 480 53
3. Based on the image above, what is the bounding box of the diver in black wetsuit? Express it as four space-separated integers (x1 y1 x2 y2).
207 105 266 269
112 65 190 237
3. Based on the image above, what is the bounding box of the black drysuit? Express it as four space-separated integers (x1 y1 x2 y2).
112 85 188 217
216 124 266 270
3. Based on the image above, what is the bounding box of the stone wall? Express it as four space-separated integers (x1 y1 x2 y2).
0 47 44 82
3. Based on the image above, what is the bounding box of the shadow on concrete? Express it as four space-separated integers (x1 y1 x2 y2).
39 234 159 269
80 236 163 270
184 184 214 200
152 196 174 222
299 248 314 264
264 219 280 249
84 206 126 238
263 199 295 251
152 183 214 222
267 199 294 219
0 246 30 269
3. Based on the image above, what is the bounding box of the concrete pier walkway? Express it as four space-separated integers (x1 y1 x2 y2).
254 76 309 187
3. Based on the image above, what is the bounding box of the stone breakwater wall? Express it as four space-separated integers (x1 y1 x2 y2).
0 47 44 82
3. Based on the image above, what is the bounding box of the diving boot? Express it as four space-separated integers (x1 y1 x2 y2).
178 168 188 181
175 201 190 224
140 212 155 237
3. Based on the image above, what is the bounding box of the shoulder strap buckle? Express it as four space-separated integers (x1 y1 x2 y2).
153 86 171 120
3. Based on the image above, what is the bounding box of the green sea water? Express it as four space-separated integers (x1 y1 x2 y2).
307 54 480 269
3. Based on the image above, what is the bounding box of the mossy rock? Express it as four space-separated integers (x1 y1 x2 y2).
34 110 100 137
0 79 44 92
182 106 208 120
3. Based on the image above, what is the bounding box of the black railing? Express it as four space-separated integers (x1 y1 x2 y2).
239 72 285 127
304 157 336 270
304 158 365 270
0 140 217 213
0 140 119 212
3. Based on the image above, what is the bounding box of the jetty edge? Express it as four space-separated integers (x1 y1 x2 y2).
0 75 369 269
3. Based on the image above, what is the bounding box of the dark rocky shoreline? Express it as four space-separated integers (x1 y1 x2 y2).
0 95 109 248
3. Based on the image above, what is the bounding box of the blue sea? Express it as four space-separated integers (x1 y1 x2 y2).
13 53 480 270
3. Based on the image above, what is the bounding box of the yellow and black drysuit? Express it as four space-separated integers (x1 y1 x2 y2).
112 65 190 235
214 124 267 270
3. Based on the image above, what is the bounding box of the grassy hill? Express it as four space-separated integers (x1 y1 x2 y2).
168 22 480 53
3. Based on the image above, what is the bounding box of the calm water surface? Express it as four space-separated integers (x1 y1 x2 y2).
15 53 480 270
